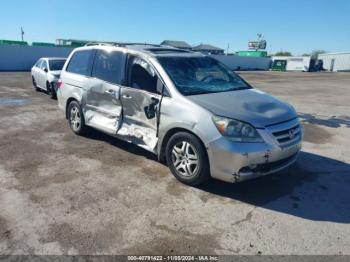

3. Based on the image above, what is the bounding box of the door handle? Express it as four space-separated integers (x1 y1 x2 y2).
122 94 132 99
104 89 115 95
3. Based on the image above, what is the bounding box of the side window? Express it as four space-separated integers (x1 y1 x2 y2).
91 50 124 84
41 60 48 70
128 57 158 93
66 50 93 76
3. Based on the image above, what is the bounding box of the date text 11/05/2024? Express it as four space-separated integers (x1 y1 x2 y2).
127 255 219 261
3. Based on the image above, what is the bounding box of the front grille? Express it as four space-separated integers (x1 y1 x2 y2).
240 153 297 174
272 124 301 147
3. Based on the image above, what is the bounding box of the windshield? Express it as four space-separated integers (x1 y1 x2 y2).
49 60 66 71
157 56 251 95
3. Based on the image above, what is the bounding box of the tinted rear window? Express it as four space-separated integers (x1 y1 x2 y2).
66 50 93 76
49 60 66 71
91 50 124 84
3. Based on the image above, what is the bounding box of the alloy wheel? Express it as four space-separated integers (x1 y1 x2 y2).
171 141 199 177
70 106 81 132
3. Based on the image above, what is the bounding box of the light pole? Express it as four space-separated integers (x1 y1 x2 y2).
21 27 25 42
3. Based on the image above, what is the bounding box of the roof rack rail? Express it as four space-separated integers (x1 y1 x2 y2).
85 42 162 47
84 42 113 46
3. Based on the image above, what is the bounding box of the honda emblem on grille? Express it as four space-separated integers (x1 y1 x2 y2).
289 128 297 139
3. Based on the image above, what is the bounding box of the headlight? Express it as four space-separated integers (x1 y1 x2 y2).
212 116 264 142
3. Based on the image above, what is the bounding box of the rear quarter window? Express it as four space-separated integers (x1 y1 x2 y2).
66 50 93 76
41 60 48 70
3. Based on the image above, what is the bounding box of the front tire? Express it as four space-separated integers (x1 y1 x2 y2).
67 100 87 135
32 77 40 91
166 132 210 186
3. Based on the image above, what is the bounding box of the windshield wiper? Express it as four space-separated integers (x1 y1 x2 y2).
186 91 212 96
186 87 249 96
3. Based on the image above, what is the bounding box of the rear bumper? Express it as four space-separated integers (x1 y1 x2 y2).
50 80 58 92
56 90 65 112
207 119 303 183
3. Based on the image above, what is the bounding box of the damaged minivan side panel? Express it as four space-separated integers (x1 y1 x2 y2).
59 49 95 115
84 49 126 134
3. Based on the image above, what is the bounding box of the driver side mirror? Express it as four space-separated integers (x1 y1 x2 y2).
43 67 48 73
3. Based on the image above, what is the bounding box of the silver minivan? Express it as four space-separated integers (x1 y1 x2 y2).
57 43 302 185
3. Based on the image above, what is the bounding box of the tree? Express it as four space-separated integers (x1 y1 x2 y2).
274 51 292 56
311 50 326 59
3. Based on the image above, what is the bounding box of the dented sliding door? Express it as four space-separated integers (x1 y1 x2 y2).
85 79 122 134
84 49 126 134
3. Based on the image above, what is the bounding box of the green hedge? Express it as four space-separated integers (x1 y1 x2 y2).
0 39 28 46
32 42 56 47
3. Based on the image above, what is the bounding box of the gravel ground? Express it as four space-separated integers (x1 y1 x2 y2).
0 71 349 255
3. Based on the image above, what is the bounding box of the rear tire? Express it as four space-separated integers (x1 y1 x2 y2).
46 82 56 99
67 100 87 135
166 132 210 186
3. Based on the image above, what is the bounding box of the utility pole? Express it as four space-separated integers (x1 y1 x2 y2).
20 27 25 42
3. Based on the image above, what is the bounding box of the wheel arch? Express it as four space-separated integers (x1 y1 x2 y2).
65 97 79 119
158 127 209 163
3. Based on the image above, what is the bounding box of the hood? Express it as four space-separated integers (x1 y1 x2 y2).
187 89 297 128
50 70 61 77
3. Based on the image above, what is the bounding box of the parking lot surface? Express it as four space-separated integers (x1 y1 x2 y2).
0 71 349 255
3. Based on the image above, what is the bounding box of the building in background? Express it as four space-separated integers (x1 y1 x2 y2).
160 40 192 50
192 44 224 55
56 39 93 47
318 53 350 72
271 56 311 72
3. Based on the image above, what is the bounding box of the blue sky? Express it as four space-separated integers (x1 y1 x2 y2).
1 0 349 55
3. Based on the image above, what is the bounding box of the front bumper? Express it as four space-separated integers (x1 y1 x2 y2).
207 118 303 183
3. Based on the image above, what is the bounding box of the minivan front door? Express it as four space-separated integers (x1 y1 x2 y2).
119 56 161 151
84 49 125 134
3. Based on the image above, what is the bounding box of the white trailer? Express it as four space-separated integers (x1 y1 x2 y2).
212 55 271 71
272 56 311 72
318 52 350 72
